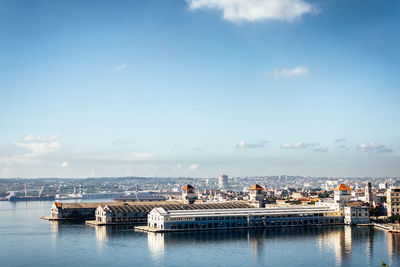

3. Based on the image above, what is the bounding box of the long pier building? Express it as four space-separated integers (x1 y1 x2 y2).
92 202 253 225
142 206 343 232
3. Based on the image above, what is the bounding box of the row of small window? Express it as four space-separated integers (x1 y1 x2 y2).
167 217 194 221
163 218 340 229
351 213 369 217
165 214 330 222
191 213 325 221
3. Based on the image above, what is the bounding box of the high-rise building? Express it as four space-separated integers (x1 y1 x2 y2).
387 187 400 217
218 174 228 189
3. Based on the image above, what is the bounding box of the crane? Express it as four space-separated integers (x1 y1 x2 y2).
39 186 44 197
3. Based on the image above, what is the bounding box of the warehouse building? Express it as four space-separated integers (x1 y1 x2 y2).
95 201 254 225
146 206 343 232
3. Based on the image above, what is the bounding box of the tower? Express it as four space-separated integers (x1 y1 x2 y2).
182 184 196 204
333 184 352 203
249 184 265 208
365 182 373 206
218 174 228 189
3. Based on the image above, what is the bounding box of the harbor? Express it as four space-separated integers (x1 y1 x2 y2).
41 184 373 234
3 199 400 267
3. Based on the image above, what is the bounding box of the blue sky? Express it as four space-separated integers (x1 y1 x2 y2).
0 0 399 178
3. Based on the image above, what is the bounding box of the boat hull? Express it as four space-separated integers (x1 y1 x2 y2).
8 196 56 202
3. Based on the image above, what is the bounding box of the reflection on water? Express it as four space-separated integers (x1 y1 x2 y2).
141 226 398 266
48 217 400 267
4 201 399 267
148 233 165 264
388 232 400 266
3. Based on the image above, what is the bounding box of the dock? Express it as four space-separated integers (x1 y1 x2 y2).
373 222 400 233
85 220 144 226
40 216 86 221
135 226 164 232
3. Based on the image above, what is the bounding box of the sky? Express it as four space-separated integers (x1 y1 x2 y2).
0 0 399 178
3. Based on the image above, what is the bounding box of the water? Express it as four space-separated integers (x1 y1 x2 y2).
0 201 399 267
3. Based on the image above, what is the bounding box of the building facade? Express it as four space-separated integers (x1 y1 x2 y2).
95 201 254 225
50 202 110 219
333 184 352 204
248 184 265 208
344 206 370 225
147 207 343 231
387 187 400 217
365 182 373 206
182 184 197 204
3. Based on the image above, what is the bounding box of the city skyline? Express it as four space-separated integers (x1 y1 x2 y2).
1 0 399 178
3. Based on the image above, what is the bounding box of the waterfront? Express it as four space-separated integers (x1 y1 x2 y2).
0 201 399 267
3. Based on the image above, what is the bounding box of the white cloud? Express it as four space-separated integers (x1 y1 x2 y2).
357 142 393 154
22 134 58 142
190 163 199 170
186 0 317 22
271 66 309 78
334 138 346 143
14 141 61 156
114 63 127 71
235 140 269 149
0 134 62 167
176 164 182 169
76 152 154 163
281 142 319 149
61 161 70 168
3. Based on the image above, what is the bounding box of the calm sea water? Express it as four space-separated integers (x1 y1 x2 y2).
0 201 399 267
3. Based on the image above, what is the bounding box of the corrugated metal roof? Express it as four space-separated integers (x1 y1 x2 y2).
103 202 254 215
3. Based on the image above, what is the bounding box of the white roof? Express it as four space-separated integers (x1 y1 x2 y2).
152 207 168 215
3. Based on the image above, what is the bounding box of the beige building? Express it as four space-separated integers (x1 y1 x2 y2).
182 184 197 204
387 187 400 217
248 184 265 208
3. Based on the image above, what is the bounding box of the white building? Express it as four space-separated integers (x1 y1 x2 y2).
147 206 343 231
333 184 352 203
218 174 228 189
379 183 387 190
344 206 370 225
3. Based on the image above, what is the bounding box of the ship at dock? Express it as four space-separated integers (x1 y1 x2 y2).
7 185 55 202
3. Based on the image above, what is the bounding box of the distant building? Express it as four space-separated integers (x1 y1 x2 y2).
325 180 338 191
387 187 400 217
379 183 387 190
218 174 228 189
182 184 196 204
365 182 373 206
